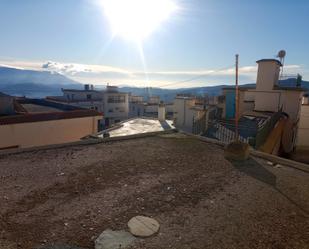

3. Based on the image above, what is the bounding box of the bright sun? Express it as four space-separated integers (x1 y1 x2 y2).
100 0 177 41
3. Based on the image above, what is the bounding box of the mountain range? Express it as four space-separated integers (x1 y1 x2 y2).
0 67 82 98
0 66 308 101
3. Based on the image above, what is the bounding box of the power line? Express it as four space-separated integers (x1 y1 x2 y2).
155 64 235 88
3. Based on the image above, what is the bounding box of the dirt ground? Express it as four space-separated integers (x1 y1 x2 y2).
0 134 308 249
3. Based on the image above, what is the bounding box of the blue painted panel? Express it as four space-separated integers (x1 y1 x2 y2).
225 91 235 119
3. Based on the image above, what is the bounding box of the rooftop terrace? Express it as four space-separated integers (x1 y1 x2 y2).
0 134 308 249
99 118 175 138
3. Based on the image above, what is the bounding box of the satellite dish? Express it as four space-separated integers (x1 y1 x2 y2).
277 50 286 64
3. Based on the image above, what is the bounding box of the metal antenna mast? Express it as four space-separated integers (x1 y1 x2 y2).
235 54 239 141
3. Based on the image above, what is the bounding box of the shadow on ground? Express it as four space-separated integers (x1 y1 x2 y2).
231 157 277 187
230 157 309 216
160 120 173 130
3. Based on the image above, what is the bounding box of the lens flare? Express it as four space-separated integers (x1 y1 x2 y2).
100 0 177 41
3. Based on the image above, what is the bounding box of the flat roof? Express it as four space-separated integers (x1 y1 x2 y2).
0 98 102 125
256 59 283 66
21 103 64 113
274 86 306 91
0 110 102 125
0 134 308 248
222 86 255 91
99 118 175 137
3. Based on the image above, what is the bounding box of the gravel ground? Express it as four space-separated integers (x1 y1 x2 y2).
0 134 308 249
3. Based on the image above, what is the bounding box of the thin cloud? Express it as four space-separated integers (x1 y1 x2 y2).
41 61 133 76
0 58 305 88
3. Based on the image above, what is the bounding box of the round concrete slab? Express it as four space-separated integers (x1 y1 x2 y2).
95 229 136 249
128 216 160 237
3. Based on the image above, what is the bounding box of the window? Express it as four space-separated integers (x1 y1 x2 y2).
109 109 114 113
87 94 92 100
71 94 75 100
107 95 126 103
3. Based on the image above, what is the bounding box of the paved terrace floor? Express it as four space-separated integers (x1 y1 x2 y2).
0 134 308 249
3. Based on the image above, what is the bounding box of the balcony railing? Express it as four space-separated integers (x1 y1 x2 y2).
278 74 302 88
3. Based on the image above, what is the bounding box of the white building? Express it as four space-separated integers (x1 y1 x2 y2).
48 84 129 128
103 85 129 126
245 59 304 122
129 95 145 118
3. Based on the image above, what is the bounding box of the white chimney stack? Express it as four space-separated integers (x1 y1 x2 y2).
158 102 166 121
256 59 282 91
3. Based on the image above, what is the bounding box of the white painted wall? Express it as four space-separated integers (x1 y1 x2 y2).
254 91 281 112
254 90 302 122
103 92 129 124
296 105 309 149
173 98 195 128
256 60 281 91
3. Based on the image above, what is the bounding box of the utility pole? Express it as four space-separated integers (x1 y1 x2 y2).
235 54 239 141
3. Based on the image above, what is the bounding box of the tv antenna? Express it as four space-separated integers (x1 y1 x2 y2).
277 50 286 79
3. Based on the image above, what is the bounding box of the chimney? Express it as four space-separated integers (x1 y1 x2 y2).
158 102 166 121
256 59 282 91
0 93 15 115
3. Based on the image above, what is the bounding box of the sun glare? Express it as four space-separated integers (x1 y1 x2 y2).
100 0 177 41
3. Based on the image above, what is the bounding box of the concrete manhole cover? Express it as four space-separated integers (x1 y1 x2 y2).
95 229 136 249
128 216 160 237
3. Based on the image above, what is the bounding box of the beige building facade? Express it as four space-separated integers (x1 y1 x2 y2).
0 115 101 150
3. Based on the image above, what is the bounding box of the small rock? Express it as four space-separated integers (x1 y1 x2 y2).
128 216 160 237
224 141 250 161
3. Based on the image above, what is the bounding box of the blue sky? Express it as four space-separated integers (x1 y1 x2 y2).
0 0 308 88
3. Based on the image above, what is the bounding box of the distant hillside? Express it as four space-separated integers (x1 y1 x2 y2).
121 79 309 102
120 84 252 102
0 66 82 98
0 66 308 100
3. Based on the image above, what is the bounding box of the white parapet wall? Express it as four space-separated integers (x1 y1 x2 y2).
296 104 309 150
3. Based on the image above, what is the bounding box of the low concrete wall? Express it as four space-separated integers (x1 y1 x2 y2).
181 132 309 170
0 129 177 157
0 116 101 150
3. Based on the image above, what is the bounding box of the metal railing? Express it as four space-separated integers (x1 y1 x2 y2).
205 120 251 144
279 74 302 87
253 111 283 149
192 113 207 135
201 111 283 148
